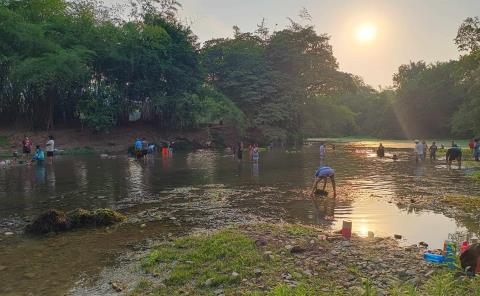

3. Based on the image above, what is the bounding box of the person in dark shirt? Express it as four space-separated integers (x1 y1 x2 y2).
377 143 385 157
446 144 462 168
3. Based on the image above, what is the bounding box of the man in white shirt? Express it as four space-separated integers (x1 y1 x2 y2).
414 140 424 163
319 142 326 158
46 135 55 163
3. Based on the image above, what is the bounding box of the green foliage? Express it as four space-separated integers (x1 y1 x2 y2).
77 82 120 132
0 135 7 147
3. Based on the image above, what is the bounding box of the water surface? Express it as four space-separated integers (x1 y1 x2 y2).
1 141 479 295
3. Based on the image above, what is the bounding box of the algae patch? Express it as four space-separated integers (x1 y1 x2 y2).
25 208 126 235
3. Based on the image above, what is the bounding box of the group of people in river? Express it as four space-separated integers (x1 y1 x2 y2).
132 138 172 160
375 139 480 168
231 142 262 162
1 135 55 168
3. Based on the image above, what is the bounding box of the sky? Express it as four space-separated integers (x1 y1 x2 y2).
105 0 480 88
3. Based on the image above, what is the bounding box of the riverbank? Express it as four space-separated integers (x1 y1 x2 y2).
0 125 238 157
73 223 480 296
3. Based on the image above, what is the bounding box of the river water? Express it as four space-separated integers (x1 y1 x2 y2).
0 141 479 295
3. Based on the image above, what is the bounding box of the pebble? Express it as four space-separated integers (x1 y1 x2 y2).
231 271 239 277
140 224 146 228
111 282 123 292
205 278 213 286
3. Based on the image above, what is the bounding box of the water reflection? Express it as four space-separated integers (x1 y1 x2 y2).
1 143 480 294
35 164 46 184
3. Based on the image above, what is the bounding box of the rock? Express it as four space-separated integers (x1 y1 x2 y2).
140 223 147 228
310 240 315 244
285 244 293 251
425 269 435 277
231 271 239 277
341 240 351 247
23 272 36 279
290 246 306 254
205 278 214 286
214 289 224 296
394 234 402 239
0 265 6 271
330 250 339 256
254 268 262 276
25 209 69 234
318 234 327 240
349 286 366 294
4 232 14 236
419 241 429 248
255 237 267 247
111 282 123 292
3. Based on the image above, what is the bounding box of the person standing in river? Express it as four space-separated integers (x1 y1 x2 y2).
22 135 32 159
474 139 480 161
377 143 385 157
422 140 428 160
310 166 337 198
46 135 55 164
319 142 326 158
236 142 243 161
414 140 424 163
429 141 438 161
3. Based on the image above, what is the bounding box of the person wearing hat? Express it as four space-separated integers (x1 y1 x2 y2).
414 140 424 163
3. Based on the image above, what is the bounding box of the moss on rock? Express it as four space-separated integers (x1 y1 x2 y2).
25 209 70 234
92 208 126 225
25 208 126 235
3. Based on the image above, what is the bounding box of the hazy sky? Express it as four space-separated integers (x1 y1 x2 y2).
105 0 480 87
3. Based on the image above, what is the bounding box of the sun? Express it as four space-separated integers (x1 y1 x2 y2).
356 24 377 43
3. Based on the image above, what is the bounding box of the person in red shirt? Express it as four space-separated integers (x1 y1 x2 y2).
22 135 33 158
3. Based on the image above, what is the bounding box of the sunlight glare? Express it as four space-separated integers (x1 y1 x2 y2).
356 24 377 43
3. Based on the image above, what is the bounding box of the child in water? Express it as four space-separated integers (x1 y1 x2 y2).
310 166 337 198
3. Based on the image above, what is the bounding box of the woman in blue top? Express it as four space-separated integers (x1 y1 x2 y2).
310 166 336 198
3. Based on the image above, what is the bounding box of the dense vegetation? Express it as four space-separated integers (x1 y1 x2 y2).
1 0 479 141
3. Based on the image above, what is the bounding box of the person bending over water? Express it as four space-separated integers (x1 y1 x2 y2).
446 144 462 168
310 166 337 198
32 145 45 164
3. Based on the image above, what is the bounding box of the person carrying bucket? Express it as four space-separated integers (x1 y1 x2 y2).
310 166 337 198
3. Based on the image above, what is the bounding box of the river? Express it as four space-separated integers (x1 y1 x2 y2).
0 140 479 295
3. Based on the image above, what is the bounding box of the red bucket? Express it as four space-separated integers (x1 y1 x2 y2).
341 220 352 240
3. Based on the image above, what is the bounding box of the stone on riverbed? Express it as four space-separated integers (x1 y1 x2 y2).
25 208 126 235
25 209 70 234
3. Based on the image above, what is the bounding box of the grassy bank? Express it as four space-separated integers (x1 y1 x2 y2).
126 223 480 296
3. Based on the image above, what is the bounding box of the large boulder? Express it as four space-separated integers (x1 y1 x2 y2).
25 209 70 234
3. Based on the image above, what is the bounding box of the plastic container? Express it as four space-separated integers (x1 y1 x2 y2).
460 241 469 254
341 220 352 240
424 252 445 263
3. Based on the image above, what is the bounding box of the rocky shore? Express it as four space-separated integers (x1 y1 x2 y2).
73 223 443 296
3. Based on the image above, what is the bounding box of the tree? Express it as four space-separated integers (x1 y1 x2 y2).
455 17 480 53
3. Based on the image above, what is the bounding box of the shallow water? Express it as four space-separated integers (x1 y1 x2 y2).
1 141 479 295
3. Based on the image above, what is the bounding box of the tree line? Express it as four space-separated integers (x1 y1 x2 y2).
1 0 479 142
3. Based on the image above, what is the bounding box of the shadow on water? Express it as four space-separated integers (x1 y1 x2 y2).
0 142 480 295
